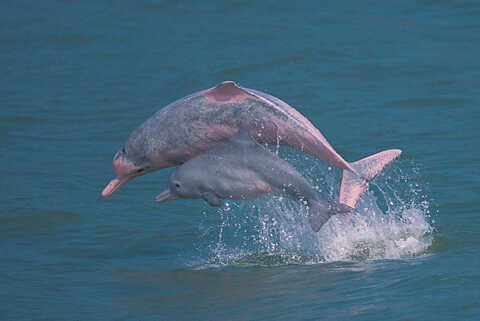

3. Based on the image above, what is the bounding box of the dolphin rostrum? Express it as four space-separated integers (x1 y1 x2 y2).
155 128 354 232
103 81 401 208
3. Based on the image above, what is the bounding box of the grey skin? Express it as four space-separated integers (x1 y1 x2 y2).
102 81 360 197
156 128 353 232
103 81 401 209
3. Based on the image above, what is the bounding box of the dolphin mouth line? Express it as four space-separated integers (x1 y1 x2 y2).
101 176 133 198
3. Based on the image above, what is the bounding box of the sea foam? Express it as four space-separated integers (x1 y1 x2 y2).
192 154 434 268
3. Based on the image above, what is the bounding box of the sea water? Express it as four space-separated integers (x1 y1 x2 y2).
2 0 479 320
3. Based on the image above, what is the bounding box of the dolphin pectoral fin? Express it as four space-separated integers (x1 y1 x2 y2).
339 149 402 208
202 192 222 207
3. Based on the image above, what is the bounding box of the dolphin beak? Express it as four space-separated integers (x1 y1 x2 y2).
101 176 133 198
155 189 178 203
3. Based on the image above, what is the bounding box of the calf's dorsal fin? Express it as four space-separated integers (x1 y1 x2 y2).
228 127 258 146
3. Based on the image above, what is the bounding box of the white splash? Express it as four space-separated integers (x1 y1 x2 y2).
192 155 434 268
316 193 433 262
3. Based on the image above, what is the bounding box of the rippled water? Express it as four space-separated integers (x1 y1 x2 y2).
2 0 480 320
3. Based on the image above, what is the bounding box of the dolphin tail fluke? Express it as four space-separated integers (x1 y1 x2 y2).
308 200 354 232
339 149 402 208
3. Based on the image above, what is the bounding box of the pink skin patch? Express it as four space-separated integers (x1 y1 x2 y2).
339 174 368 208
101 176 134 198
196 123 237 142
202 81 249 103
339 149 402 208
101 158 138 198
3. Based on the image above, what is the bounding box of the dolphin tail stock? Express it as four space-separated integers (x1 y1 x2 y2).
308 200 354 232
339 149 402 208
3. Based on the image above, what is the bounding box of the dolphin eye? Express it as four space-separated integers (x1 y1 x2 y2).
175 183 180 188
136 168 144 173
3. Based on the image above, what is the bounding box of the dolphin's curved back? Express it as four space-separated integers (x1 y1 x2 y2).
102 81 402 201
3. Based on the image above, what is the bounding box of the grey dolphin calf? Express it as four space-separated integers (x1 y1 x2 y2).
155 128 354 232
103 81 401 208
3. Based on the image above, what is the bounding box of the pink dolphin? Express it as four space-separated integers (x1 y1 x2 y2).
102 81 401 207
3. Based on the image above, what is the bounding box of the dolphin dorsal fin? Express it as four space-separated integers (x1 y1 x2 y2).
203 81 250 103
228 127 258 146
